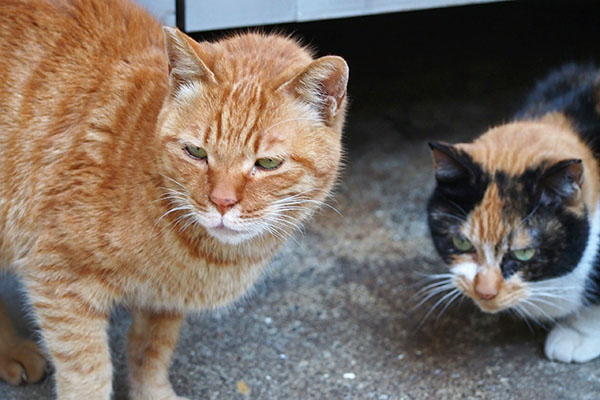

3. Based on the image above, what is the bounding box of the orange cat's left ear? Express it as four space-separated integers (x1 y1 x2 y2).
162 27 216 92
279 56 349 126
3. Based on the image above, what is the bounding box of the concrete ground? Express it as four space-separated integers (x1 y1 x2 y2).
2 1 600 399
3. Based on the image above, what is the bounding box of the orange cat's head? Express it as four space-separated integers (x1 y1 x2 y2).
155 29 348 245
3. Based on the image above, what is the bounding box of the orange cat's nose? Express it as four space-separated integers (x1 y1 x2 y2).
210 184 239 215
210 194 238 215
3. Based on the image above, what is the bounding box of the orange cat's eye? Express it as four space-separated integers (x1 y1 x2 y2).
184 145 207 160
256 158 283 170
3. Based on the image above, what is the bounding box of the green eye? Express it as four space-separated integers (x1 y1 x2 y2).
452 236 473 252
185 145 207 160
512 248 536 261
256 158 283 170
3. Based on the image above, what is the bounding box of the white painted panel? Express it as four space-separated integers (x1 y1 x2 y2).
297 0 503 21
183 0 507 32
134 0 176 26
185 0 296 32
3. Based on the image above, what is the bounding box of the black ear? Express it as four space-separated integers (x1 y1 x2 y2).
428 141 471 183
539 159 583 206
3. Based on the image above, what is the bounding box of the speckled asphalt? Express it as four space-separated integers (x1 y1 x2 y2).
2 1 600 399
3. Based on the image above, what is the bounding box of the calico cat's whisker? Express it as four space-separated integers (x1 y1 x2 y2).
410 278 455 300
518 299 557 327
439 195 468 217
411 283 456 310
511 305 536 334
420 273 454 280
435 289 463 321
429 212 466 223
529 292 579 305
416 288 461 330
518 200 542 228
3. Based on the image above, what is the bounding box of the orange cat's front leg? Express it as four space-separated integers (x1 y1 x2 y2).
27 280 113 400
127 309 188 400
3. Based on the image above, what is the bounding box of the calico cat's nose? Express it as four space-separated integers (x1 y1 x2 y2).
474 268 501 300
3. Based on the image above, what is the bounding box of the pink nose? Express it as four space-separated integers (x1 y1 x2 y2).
475 289 497 301
210 194 238 215
474 269 500 301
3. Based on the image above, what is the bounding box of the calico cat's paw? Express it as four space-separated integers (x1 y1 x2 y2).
545 324 600 363
0 339 46 385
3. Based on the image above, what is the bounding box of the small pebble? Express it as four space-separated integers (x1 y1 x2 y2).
236 380 250 396
396 353 404 360
280 354 287 359
265 317 272 324
343 372 356 380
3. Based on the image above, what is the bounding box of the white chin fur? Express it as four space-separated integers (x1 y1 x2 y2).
198 209 262 245
206 227 257 245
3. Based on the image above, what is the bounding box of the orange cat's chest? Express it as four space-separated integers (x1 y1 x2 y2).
130 257 267 311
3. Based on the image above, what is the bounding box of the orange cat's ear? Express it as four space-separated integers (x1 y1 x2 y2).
539 159 583 206
428 141 471 182
279 56 349 126
162 27 216 92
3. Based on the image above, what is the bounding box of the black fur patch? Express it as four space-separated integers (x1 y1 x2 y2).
427 147 490 264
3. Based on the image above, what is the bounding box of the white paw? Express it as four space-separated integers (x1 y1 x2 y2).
545 324 600 363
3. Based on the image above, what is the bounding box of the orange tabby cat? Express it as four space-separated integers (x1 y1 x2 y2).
0 0 348 399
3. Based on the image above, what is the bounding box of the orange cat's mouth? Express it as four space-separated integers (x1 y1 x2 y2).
205 222 257 245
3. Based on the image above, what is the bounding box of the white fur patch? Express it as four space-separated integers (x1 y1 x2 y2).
451 261 477 282
545 322 600 363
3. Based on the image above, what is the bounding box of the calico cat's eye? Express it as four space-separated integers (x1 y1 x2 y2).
184 145 207 160
256 158 283 170
452 236 473 252
512 248 536 261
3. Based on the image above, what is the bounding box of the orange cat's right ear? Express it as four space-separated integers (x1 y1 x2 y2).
279 56 349 126
428 141 470 182
162 27 216 92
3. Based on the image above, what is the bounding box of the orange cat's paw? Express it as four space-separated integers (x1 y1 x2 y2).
0 339 47 385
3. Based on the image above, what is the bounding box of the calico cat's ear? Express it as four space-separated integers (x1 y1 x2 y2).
278 56 349 125
428 141 472 183
162 27 216 92
539 159 583 206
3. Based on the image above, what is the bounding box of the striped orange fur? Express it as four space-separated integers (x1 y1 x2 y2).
0 0 349 398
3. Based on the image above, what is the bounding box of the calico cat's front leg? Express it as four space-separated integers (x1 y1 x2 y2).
27 279 113 400
545 305 600 363
127 308 188 400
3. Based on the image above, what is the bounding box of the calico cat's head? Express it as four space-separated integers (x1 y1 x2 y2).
155 28 348 245
427 116 600 319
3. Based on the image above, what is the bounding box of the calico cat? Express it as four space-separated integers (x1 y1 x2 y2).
0 0 348 398
427 63 600 363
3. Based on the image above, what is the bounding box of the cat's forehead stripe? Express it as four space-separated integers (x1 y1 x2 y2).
468 182 509 245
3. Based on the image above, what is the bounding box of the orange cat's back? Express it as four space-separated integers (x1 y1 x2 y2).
0 0 168 262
